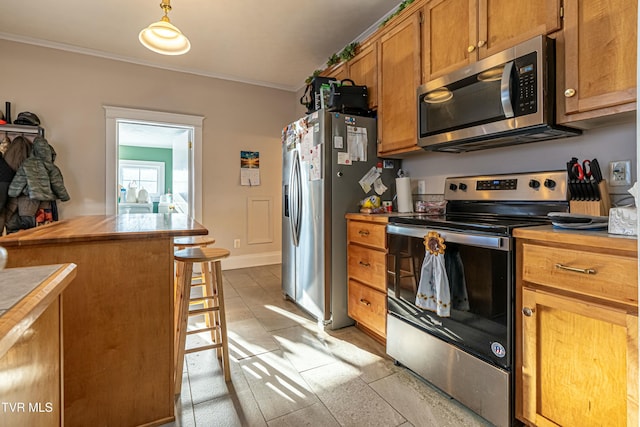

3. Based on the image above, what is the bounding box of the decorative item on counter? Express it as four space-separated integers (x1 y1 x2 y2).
608 182 638 236
137 186 150 203
126 181 138 203
359 195 381 213
382 200 393 212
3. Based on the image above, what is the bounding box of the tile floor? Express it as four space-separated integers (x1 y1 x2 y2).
166 264 493 427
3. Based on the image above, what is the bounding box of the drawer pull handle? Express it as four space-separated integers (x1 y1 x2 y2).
358 230 370 236
359 298 371 307
522 307 535 317
555 263 596 275
359 261 371 267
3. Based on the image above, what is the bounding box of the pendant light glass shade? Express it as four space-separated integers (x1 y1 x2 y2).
139 0 190 55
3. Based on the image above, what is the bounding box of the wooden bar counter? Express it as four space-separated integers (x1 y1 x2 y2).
0 264 77 427
0 214 208 427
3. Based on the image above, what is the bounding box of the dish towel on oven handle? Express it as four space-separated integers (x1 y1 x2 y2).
415 252 451 317
445 247 469 311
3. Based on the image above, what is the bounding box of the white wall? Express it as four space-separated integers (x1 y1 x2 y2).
0 39 299 268
402 120 637 204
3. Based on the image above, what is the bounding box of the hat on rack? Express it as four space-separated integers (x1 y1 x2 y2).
13 112 40 126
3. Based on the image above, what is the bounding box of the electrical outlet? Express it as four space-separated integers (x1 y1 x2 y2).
609 160 632 186
233 239 240 249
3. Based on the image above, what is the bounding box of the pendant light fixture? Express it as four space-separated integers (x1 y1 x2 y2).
139 0 191 55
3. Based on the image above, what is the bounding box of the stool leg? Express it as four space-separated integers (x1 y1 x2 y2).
214 260 230 382
174 261 193 395
201 261 217 342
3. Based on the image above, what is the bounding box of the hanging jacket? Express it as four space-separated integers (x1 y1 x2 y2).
8 136 70 202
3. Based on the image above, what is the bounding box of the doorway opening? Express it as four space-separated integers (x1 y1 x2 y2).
104 106 204 220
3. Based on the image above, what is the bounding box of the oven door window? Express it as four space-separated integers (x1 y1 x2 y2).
387 233 511 369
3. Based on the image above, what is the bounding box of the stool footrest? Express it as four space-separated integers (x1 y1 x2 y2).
185 343 222 354
189 306 219 316
189 296 216 303
187 326 219 335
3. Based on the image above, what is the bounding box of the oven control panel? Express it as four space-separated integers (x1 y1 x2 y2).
444 171 567 202
476 179 517 191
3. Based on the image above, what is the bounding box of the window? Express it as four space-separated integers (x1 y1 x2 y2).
119 160 165 197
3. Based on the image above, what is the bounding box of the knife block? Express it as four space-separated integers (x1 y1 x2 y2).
569 180 611 216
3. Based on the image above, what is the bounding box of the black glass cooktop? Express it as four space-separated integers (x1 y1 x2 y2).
389 213 551 235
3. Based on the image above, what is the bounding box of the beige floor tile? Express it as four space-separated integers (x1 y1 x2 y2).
266 402 341 427
249 302 314 332
227 318 281 360
192 389 267 427
369 370 493 427
301 361 406 426
224 295 256 323
185 349 248 405
238 349 320 422
270 325 337 372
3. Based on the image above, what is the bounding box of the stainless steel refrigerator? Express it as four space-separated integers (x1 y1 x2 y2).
282 110 399 329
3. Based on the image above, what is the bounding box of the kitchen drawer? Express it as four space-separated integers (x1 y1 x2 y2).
348 279 386 338
347 220 386 250
522 243 638 306
348 244 386 292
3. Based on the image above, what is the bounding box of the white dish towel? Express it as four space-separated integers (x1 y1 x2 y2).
415 252 451 317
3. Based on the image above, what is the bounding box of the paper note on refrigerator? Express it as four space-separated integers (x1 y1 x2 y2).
300 130 313 162
309 144 322 181
347 126 367 162
359 165 380 193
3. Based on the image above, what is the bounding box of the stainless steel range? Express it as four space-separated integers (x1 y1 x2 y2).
385 171 569 427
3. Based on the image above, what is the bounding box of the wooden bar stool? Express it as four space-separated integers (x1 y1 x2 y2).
174 235 216 316
174 247 231 393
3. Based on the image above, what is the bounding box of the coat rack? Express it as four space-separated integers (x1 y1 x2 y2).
0 124 45 137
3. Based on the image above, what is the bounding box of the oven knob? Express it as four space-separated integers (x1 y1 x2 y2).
528 179 540 189
544 179 556 189
449 183 457 191
459 183 467 191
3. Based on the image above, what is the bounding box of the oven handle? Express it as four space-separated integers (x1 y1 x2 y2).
386 224 510 251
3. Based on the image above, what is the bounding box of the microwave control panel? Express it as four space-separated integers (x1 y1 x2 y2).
514 52 538 116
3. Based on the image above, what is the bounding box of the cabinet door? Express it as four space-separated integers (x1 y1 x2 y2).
322 63 348 81
422 0 477 81
559 0 637 121
521 288 635 426
378 12 422 156
479 0 562 58
348 42 378 109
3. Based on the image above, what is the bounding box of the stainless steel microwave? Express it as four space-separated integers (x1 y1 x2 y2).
417 36 581 153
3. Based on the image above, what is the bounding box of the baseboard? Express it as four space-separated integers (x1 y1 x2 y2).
221 251 281 270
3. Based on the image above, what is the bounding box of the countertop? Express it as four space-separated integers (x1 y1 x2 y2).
345 212 418 222
514 225 637 253
0 263 77 357
0 213 208 247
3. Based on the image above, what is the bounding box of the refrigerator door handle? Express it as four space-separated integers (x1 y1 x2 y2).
291 150 302 247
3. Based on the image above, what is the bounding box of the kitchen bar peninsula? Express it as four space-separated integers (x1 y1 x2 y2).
0 264 77 427
0 214 208 427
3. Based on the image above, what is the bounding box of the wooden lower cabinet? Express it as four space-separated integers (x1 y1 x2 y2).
346 215 389 343
515 227 638 427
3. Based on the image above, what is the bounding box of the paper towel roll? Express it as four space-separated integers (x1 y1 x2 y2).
396 177 413 213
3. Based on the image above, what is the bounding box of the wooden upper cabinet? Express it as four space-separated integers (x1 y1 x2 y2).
558 0 637 123
378 12 422 156
479 0 562 58
423 0 476 82
348 41 378 109
321 62 348 81
423 0 562 82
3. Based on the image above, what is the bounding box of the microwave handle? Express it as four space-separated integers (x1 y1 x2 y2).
500 61 515 118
